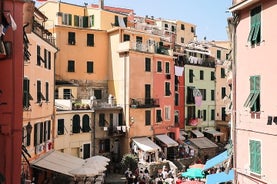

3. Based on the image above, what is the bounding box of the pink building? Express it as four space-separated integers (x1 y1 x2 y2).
230 0 277 183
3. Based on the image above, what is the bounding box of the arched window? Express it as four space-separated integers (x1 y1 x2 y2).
82 114 91 132
72 115 81 133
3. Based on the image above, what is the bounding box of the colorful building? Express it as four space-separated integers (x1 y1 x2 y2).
230 0 277 183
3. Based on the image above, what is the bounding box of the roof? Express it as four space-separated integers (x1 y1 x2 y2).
132 137 161 152
30 150 85 177
155 134 178 147
189 137 218 149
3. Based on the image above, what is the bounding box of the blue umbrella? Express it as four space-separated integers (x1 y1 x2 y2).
181 168 205 179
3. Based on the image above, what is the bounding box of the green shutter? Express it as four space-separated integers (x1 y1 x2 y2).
249 140 261 174
83 16 88 28
249 140 256 173
68 14 72 25
255 141 261 174
74 15 79 26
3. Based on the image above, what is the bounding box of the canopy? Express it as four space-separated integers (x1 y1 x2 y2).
191 130 204 137
203 150 230 171
69 165 99 177
203 129 224 137
30 150 85 177
206 169 234 184
132 137 161 152
155 134 178 147
181 168 205 179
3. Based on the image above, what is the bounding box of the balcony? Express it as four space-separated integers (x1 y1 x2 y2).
118 41 172 56
102 125 126 137
130 98 160 108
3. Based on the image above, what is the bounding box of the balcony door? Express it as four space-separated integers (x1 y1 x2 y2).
145 84 151 105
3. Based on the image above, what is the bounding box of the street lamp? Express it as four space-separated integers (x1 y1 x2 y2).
26 122 32 136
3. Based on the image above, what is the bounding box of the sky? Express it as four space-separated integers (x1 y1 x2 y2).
37 0 232 41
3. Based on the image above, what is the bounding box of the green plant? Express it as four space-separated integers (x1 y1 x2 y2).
120 153 138 173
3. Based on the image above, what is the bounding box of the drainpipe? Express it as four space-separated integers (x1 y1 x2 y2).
230 13 238 183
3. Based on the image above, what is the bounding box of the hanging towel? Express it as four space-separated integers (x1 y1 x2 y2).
9 14 17 31
195 95 202 107
118 17 126 28
175 66 184 76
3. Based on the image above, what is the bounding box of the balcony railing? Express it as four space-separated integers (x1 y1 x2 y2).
118 41 172 56
102 125 126 136
130 98 160 108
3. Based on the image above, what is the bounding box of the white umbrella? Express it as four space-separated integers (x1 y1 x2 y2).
69 165 99 177
85 157 109 167
84 161 107 173
86 155 110 163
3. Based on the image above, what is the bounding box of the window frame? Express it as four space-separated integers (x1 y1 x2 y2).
145 57 151 72
68 60 75 72
247 6 261 45
87 61 94 73
87 34 94 47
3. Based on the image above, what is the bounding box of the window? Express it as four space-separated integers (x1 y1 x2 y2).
248 6 261 45
165 82 171 96
37 45 41 66
99 113 105 127
211 71 216 80
74 15 79 27
175 93 179 106
165 62 170 74
83 16 89 28
82 114 91 132
114 15 119 26
145 58 151 72
145 110 151 126
174 111 179 124
119 112 123 126
187 87 195 104
44 49 48 68
43 120 51 141
23 78 32 108
87 61 94 73
87 34 94 47
63 89 72 99
181 37 184 43
197 110 201 118
244 75 260 112
221 87 226 99
203 110 207 121
199 89 206 101
22 125 31 146
62 13 72 25
89 15 94 27
68 60 75 72
164 24 168 30
189 69 194 83
200 70 204 80
221 68 225 78
94 89 102 99
57 119 64 135
99 139 110 153
83 143 91 159
221 107 226 121
191 27 194 33
211 109 215 120
48 51 51 70
72 115 81 133
156 109 163 122
217 50 221 60
181 24 185 30
249 140 261 174
37 80 45 103
34 122 43 146
165 106 170 120
171 25 175 32
68 32 75 45
211 90 215 101
123 34 130 42
157 61 162 72
45 82 49 102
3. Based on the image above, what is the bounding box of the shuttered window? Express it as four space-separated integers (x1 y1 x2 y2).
247 6 261 45
249 140 261 174
244 75 260 112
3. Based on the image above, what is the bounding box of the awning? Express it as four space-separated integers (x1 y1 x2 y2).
155 134 178 147
180 130 188 136
191 130 204 137
30 150 85 177
179 134 186 141
206 169 234 184
203 150 230 170
189 137 218 149
203 129 224 137
132 137 161 152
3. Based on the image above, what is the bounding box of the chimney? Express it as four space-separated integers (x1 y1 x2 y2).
99 0 104 9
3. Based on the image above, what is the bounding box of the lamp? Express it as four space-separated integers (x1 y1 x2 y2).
26 122 33 135
130 117 135 126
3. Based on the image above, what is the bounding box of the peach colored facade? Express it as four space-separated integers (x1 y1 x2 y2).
230 0 277 183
